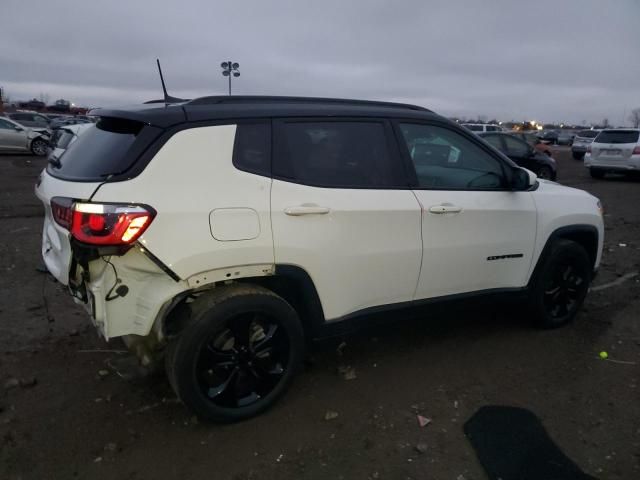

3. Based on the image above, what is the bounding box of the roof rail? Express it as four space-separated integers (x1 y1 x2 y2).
186 95 430 112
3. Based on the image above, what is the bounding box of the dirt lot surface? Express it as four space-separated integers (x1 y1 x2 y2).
1 148 639 480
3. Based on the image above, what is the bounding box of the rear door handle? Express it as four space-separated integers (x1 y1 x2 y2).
428 204 462 214
284 205 331 216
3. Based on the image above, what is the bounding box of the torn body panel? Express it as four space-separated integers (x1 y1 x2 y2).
73 246 188 339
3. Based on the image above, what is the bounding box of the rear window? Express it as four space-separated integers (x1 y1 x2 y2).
463 124 483 131
595 130 639 144
47 117 161 181
52 129 74 149
577 130 599 139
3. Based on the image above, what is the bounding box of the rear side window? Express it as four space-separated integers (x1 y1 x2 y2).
577 130 599 138
47 117 161 181
274 121 405 188
463 124 483 131
233 123 271 176
595 130 639 144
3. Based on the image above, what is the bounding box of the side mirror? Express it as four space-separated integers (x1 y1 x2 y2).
14 126 24 131
511 167 537 190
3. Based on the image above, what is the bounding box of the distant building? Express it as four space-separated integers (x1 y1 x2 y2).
18 98 46 111
48 99 71 113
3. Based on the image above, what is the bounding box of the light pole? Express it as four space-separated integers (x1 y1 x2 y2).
221 61 240 95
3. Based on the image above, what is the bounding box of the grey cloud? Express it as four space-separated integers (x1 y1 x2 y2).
1 0 638 124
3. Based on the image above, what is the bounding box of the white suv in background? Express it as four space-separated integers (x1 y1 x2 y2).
461 123 504 133
36 96 604 422
584 128 640 178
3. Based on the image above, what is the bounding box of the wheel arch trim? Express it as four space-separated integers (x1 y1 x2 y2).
527 224 599 288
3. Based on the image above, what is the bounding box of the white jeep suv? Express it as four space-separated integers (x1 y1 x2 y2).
36 96 604 421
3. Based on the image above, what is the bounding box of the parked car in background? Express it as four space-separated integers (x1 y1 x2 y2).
571 130 600 159
584 129 640 179
557 131 575 146
47 123 94 164
509 131 552 156
0 116 50 155
537 130 559 144
6 111 51 130
479 132 557 180
461 123 504 133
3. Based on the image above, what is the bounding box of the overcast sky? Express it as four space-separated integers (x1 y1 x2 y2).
1 0 638 124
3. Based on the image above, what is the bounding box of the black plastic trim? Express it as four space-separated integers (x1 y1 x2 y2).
274 265 326 335
139 246 181 282
317 287 529 339
272 264 529 340
527 224 600 288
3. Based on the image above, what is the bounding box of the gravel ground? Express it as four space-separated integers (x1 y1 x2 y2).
1 148 639 480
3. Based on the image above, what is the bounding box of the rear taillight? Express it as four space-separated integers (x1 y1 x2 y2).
633 146 640 155
587 145 592 153
50 198 155 246
51 197 74 229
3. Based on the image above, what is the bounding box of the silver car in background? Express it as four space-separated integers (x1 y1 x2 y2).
571 129 600 160
0 116 51 155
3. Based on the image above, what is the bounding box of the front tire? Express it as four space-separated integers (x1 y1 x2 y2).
590 168 606 179
537 166 553 180
528 239 591 329
166 285 304 422
30 138 48 156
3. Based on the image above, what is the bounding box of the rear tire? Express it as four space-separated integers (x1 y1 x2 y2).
30 138 47 156
590 168 606 179
572 152 584 160
528 239 591 329
165 285 304 422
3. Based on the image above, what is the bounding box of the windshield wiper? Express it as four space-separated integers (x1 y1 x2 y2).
48 157 62 169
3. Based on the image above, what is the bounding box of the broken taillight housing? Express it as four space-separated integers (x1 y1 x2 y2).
50 198 155 246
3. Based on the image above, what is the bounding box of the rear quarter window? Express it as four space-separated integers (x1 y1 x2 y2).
595 130 639 144
232 123 271 176
47 117 162 181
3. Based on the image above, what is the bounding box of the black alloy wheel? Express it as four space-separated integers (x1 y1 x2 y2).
529 239 591 328
196 312 290 408
166 285 304 422
543 263 587 320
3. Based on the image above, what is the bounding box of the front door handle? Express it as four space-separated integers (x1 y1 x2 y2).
428 204 462 214
284 204 331 216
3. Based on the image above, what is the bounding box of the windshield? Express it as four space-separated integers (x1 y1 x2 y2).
595 130 639 144
46 117 161 181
